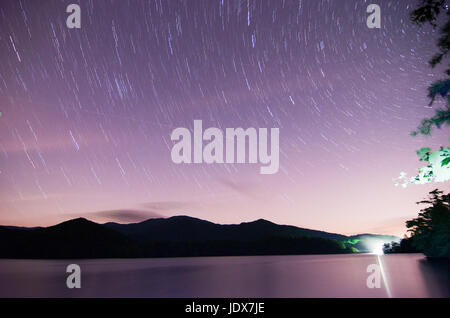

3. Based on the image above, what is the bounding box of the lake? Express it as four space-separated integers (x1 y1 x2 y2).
0 253 448 298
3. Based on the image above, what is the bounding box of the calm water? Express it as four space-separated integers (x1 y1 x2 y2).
0 253 448 298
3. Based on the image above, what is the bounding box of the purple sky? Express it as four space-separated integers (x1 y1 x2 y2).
0 0 449 236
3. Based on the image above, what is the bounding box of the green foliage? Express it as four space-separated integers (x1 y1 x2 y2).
395 146 450 187
399 2 450 188
411 106 450 136
417 147 432 161
442 156 450 166
406 189 450 258
411 0 450 73
411 0 447 28
428 17 450 72
343 238 361 245
410 1 450 136
428 80 450 104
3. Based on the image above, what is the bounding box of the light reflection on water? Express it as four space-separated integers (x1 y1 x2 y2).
0 253 448 298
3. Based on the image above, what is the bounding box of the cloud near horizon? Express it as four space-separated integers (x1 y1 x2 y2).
72 209 164 223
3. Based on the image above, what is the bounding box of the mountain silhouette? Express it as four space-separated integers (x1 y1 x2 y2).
0 216 399 259
0 218 138 258
104 215 349 242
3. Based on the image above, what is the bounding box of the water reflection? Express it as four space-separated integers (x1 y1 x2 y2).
0 254 448 298
418 258 450 297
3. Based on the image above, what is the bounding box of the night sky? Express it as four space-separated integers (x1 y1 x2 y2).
1 0 449 236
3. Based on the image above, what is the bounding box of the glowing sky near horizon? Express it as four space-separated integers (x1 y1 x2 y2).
1 0 449 236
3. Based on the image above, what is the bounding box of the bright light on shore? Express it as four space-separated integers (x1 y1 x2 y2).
372 244 384 255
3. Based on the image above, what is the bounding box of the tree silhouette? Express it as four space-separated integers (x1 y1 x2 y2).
410 0 450 135
406 189 450 258
395 1 450 186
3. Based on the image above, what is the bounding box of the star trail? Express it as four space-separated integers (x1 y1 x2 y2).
0 0 449 236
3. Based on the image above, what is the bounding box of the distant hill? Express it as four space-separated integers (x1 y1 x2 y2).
104 215 349 242
0 218 139 258
0 216 399 259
